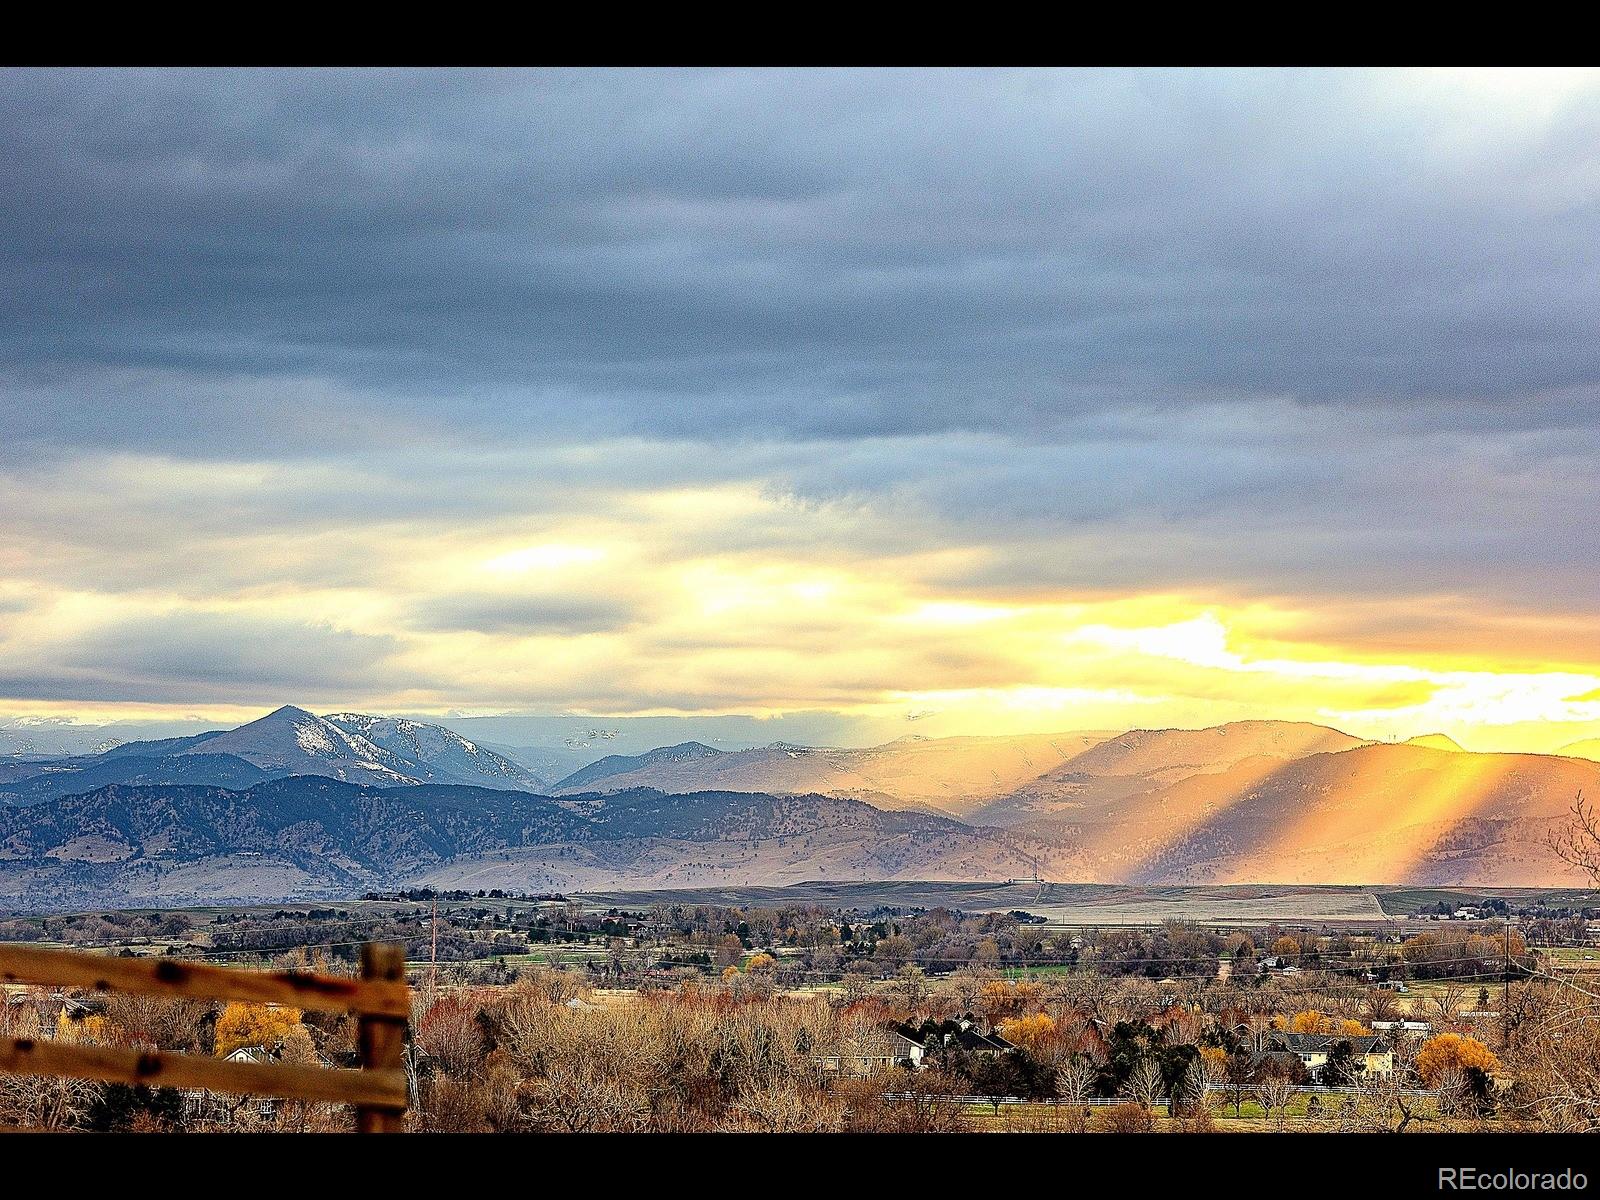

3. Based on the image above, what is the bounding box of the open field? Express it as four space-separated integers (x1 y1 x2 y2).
580 880 1398 923
13 883 1405 924
1372 887 1600 917
1539 945 1600 970
10 881 1594 929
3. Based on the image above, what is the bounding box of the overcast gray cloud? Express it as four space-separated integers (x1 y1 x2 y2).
2 610 406 704
2 68 1600 735
412 593 641 636
4 68 1600 454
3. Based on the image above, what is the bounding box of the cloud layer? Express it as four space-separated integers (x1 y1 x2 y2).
2 68 1599 750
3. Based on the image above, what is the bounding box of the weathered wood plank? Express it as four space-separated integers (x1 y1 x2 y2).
0 943 410 1017
355 943 409 1131
0 1036 408 1108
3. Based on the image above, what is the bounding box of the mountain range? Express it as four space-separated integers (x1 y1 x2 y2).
0 706 548 804
2 706 1598 902
550 731 1114 816
0 778 1029 907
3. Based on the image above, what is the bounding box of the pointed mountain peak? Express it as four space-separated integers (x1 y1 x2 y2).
260 704 318 722
656 741 722 756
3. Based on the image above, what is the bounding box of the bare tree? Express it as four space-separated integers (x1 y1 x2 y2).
1502 985 1600 1131
1362 988 1400 1026
1435 1066 1468 1120
1124 1054 1165 1111
1259 1073 1294 1130
415 1072 491 1133
1057 1056 1096 1133
0 1072 99 1130
1185 1051 1224 1115
1548 792 1600 883
1430 982 1467 1025
104 991 210 1052
726 1084 846 1132
1357 1046 1421 1133
416 993 486 1075
894 964 929 1011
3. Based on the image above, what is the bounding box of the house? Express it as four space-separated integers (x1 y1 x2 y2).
884 1017 1016 1069
1251 1048 1311 1079
182 1042 337 1124
815 1027 928 1076
4 988 105 1032
1257 1032 1393 1081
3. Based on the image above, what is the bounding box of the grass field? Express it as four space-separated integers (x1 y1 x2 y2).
1538 945 1599 968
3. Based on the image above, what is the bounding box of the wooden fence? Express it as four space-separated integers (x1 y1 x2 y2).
0 941 410 1131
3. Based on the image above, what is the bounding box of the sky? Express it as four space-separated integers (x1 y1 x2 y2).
2 67 1600 753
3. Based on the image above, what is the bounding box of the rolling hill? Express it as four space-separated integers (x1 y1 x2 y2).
1402 733 1465 751
551 731 1115 816
1015 742 1600 886
0 753 271 807
1558 738 1600 762
970 720 1367 826
0 778 1035 907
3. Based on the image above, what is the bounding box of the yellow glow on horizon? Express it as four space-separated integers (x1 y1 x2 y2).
7 580 1600 754
1066 611 1600 739
4 469 1600 754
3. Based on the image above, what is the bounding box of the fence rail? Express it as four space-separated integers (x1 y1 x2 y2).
0 942 411 1017
0 941 411 1131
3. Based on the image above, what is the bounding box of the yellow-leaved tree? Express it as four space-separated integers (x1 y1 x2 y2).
213 1002 304 1057
54 1009 109 1045
997 1012 1056 1052
1415 1033 1501 1088
1285 1010 1370 1036
1287 1010 1326 1033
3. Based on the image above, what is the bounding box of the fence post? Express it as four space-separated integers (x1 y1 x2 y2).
357 942 408 1132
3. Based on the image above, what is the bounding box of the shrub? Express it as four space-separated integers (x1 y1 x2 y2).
1095 1102 1155 1133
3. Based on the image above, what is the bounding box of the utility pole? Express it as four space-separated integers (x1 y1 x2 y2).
430 898 439 999
1502 918 1512 1048
1497 921 1510 1049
